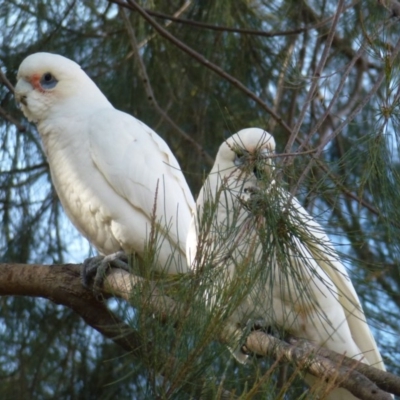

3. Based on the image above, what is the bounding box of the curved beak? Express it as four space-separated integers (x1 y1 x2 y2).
15 78 32 106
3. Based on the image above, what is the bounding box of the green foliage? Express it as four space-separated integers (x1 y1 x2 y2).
1 0 400 398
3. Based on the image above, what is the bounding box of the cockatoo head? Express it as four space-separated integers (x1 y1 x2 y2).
15 52 109 124
214 128 276 182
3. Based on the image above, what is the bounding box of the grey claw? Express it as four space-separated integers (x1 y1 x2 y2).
81 251 130 291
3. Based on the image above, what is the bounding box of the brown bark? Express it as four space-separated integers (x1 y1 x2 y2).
0 262 398 399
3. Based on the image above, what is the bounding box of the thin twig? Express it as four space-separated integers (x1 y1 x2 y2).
120 7 214 166
268 37 296 133
294 12 389 157
137 1 192 48
0 66 27 131
116 0 293 136
139 7 334 37
0 105 26 132
377 0 400 17
0 162 48 175
284 0 346 155
108 1 364 40
0 69 15 93
291 36 400 197
268 148 319 158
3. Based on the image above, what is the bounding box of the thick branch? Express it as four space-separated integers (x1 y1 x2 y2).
0 263 234 399
0 263 397 399
245 332 395 400
287 337 399 396
101 266 182 322
0 263 143 354
107 268 400 396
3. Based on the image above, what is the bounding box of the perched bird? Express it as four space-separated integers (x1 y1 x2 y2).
15 52 195 285
187 128 387 399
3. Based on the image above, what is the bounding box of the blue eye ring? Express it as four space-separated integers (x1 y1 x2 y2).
40 72 58 89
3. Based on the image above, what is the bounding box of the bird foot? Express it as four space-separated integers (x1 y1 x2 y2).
81 251 129 291
251 320 274 334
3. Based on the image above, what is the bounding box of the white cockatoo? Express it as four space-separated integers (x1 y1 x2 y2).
15 52 195 285
187 128 387 399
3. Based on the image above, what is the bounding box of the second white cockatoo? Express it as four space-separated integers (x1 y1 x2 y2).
187 128 387 399
15 52 195 285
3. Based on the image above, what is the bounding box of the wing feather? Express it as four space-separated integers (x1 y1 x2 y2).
288 194 385 369
88 108 195 253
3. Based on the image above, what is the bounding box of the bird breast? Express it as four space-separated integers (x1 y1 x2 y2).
38 119 136 255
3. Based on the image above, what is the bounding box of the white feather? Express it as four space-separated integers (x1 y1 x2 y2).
15 52 194 274
187 128 387 399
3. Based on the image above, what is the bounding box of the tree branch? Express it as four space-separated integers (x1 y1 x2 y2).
0 68 15 93
0 72 27 132
0 105 26 132
290 35 400 197
0 263 143 353
286 337 399 396
0 263 236 399
378 0 400 17
284 0 346 154
111 0 293 136
0 262 397 399
119 7 214 166
244 332 396 400
133 6 334 38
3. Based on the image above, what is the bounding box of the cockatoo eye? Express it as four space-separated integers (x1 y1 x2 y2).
40 72 58 89
253 166 262 180
234 149 247 166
